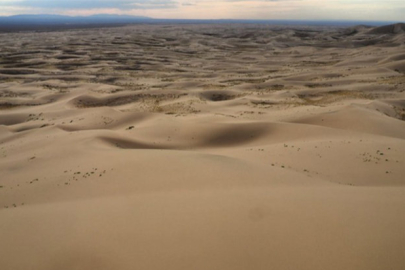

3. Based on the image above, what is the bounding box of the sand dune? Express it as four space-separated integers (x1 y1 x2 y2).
1 23 405 270
367 23 405 35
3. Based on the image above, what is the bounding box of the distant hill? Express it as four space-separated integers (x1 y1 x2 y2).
0 15 400 26
0 15 402 33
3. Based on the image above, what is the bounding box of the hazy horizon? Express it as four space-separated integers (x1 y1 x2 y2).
0 0 403 22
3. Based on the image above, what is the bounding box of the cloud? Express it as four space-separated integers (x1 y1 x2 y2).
225 0 301 1
0 0 177 10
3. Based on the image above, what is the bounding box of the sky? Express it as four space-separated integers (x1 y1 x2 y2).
0 0 404 21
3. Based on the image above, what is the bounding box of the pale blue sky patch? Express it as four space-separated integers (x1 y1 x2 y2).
0 0 176 9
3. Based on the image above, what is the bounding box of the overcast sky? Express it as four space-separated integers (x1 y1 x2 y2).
0 0 403 21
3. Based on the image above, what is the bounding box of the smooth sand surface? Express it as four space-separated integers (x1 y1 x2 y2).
1 23 405 270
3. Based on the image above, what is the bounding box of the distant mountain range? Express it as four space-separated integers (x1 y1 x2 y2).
0 14 400 29
0 14 152 25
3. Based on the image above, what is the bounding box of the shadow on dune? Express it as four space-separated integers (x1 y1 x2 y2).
98 123 270 150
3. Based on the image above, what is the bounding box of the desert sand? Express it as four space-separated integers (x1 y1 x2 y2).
0 23 405 270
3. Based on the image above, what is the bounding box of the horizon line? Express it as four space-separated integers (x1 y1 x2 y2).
0 14 403 24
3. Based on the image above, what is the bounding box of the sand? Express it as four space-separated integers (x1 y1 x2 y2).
0 23 405 270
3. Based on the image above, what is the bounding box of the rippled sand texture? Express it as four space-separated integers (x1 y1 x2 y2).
1 23 405 270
